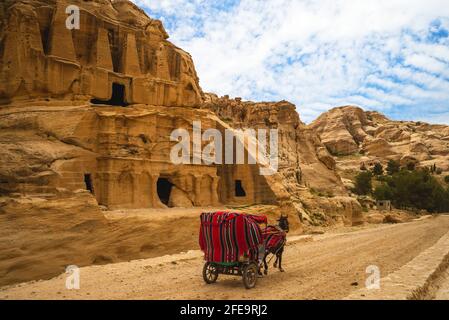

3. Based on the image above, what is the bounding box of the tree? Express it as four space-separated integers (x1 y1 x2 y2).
372 163 384 176
445 175 449 184
354 171 372 195
373 183 393 200
386 160 400 175
373 169 449 213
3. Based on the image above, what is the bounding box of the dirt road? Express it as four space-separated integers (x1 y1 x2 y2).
1 216 449 300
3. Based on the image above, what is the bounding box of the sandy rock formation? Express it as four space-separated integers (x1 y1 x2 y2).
383 214 402 224
366 213 386 224
0 0 286 212
309 106 369 156
202 94 363 226
0 0 202 107
361 138 395 157
202 94 345 193
310 106 449 175
0 0 369 231
168 186 194 208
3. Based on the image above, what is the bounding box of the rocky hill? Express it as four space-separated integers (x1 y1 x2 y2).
309 106 449 178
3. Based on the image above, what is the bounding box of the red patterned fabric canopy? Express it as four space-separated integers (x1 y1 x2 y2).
199 212 266 263
262 226 287 252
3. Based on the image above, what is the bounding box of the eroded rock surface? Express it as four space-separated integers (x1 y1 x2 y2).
0 0 202 107
0 0 283 212
202 94 363 227
310 106 449 174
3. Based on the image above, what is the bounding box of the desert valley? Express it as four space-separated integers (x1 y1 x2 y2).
0 0 449 300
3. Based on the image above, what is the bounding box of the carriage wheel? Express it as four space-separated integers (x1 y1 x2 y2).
203 262 219 284
242 263 258 289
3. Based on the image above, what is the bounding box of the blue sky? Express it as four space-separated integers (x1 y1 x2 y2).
132 0 449 124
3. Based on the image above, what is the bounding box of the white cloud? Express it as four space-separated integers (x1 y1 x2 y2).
405 54 449 75
132 0 449 124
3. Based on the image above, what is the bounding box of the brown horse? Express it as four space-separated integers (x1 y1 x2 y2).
262 215 289 274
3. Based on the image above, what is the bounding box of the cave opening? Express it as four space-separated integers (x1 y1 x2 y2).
235 180 246 197
91 83 128 107
84 174 94 194
157 178 173 206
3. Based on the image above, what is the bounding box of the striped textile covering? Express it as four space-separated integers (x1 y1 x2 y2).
263 226 287 253
199 212 266 263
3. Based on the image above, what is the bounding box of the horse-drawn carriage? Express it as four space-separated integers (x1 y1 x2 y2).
199 211 288 289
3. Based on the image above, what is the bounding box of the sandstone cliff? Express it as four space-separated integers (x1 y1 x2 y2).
202 94 363 227
0 0 202 106
0 0 367 227
0 0 287 285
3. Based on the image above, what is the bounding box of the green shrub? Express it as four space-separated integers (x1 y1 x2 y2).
386 160 400 175
354 171 373 195
373 169 449 213
373 183 393 201
372 163 384 176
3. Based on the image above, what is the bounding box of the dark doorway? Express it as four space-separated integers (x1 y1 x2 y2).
84 174 94 194
157 178 173 206
41 26 51 55
235 180 246 197
91 83 128 107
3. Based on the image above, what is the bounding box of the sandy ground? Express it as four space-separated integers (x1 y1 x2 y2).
1 215 449 300
0 194 300 287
